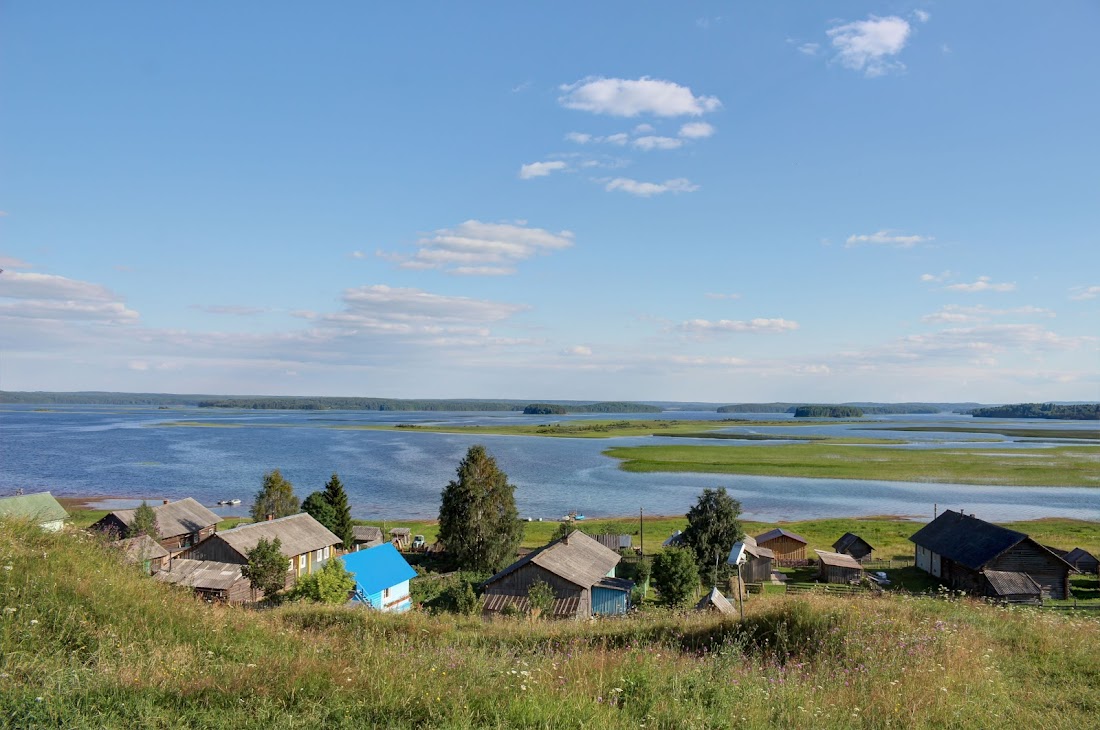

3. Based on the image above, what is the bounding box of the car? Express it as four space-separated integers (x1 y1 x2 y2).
869 571 891 586
411 534 426 550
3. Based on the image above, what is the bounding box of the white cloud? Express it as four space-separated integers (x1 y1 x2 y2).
633 123 655 135
0 256 32 270
1070 285 1100 301
566 132 629 146
519 160 568 179
191 305 267 316
604 177 699 197
920 270 955 283
798 43 821 56
679 122 715 139
632 135 683 151
0 299 139 323
378 220 574 275
605 133 629 145
845 230 931 248
565 132 592 144
349 250 367 259
921 304 1055 324
0 271 140 324
563 345 592 356
677 318 800 334
913 9 931 23
945 276 1016 293
559 76 721 117
793 364 831 375
0 271 119 301
705 292 741 300
666 355 748 367
827 15 912 77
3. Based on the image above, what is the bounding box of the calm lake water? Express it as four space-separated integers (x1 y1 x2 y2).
1 406 1097 523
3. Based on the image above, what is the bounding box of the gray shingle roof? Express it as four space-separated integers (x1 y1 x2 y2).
485 530 620 590
109 498 219 539
814 549 863 570
117 535 169 562
353 526 383 543
756 528 807 545
832 532 873 554
983 569 1041 597
214 513 340 558
155 559 248 591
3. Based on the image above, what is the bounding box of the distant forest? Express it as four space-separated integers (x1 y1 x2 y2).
968 403 1100 421
792 405 865 418
716 403 946 415
522 402 661 415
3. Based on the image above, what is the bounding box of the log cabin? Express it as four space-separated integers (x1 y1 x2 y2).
91 498 219 555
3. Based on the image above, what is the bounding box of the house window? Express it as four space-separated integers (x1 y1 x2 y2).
383 587 390 599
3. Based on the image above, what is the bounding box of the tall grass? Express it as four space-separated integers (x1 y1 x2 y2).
2 519 1098 728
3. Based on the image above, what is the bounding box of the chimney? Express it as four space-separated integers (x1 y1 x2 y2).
162 499 170 505
266 513 274 522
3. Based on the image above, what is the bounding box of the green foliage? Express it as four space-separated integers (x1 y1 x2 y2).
550 521 573 543
412 572 487 614
682 487 743 578
290 557 355 604
250 469 300 521
969 402 1099 420
526 580 555 617
241 537 288 598
437 445 523 573
793 405 864 417
127 501 160 541
323 473 355 550
301 491 337 534
523 403 567 414
651 549 699 607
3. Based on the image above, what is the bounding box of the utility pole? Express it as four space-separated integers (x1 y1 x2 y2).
639 507 644 555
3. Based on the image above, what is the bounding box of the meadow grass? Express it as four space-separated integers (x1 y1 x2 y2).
603 442 1100 487
3 520 1100 728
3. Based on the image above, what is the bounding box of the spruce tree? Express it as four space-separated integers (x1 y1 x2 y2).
437 445 523 573
682 487 744 580
301 491 337 535
322 473 354 550
250 469 300 522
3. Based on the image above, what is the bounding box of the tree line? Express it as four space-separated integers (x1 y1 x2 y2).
792 405 865 418
522 402 661 414
968 403 1099 420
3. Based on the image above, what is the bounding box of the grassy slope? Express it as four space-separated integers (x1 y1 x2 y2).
3 521 1100 729
603 442 1100 487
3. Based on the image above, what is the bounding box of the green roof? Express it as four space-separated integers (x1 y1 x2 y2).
0 492 69 524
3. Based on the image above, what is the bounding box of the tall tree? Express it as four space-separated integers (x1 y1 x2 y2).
652 548 700 607
437 445 523 573
322 473 354 550
301 491 337 534
682 487 744 580
127 501 160 540
250 469 300 522
242 537 288 599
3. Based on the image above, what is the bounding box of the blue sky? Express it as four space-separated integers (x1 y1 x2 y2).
1 2 1097 402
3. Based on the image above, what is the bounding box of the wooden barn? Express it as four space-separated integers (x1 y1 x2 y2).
0 492 68 532
696 587 735 615
910 510 1073 600
832 532 874 562
481 530 633 619
184 513 340 587
91 498 219 554
155 559 254 603
755 528 808 565
727 535 775 584
117 534 169 575
1064 548 1099 574
815 549 864 584
592 533 633 553
352 526 384 551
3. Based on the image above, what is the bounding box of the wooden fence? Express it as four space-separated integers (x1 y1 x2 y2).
860 557 915 570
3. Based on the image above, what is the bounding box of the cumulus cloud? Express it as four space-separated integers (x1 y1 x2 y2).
920 270 955 283
845 230 931 248
0 300 139 323
945 276 1016 293
559 76 721 117
679 121 715 139
798 42 821 56
913 9 931 23
0 272 120 301
563 345 592 356
632 135 683 151
604 177 699 197
677 318 800 334
0 271 139 324
1070 285 1100 301
565 132 592 144
921 304 1055 324
378 220 574 275
519 160 568 179
827 15 912 77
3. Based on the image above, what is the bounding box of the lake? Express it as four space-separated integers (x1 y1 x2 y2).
1 405 1097 523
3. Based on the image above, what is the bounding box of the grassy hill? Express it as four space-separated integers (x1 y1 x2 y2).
2 520 1099 728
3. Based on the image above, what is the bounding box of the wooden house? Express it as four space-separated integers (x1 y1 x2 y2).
755 528 808 565
389 527 411 549
481 530 633 619
155 559 254 603
815 549 864 584
91 498 219 554
832 532 874 562
352 526 384 551
909 510 1073 600
184 513 340 587
117 534 169 575
695 587 735 615
1064 548 1099 574
0 492 68 532
342 543 417 612
727 535 775 584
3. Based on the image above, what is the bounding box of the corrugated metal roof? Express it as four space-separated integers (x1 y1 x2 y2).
155 559 247 591
484 531 620 590
214 513 340 558
696 587 734 615
756 528 807 545
341 543 417 596
909 511 1031 570
832 532 873 554
814 549 863 570
117 535 169 562
983 569 1041 597
108 498 219 539
482 592 581 617
0 492 68 524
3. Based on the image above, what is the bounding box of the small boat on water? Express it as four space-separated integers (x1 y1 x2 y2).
217 499 242 506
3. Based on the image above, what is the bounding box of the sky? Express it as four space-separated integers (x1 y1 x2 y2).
1 2 1098 403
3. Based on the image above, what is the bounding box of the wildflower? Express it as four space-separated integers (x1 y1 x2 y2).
3 607 15 614
35 697 43 703
29 619 38 625
2 565 11 571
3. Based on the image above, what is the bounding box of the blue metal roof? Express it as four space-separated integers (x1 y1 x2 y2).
341 543 417 596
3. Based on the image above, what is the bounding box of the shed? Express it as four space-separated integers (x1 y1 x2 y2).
832 532 874 562
389 527 411 549
982 570 1042 604
117 535 170 574
593 533 633 552
755 528 808 565
0 492 68 531
695 587 735 615
342 544 417 612
662 530 685 548
815 549 864 584
481 530 632 619
1064 548 1099 574
909 510 1073 599
91 498 219 553
727 535 775 584
352 525 384 551
155 559 254 603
